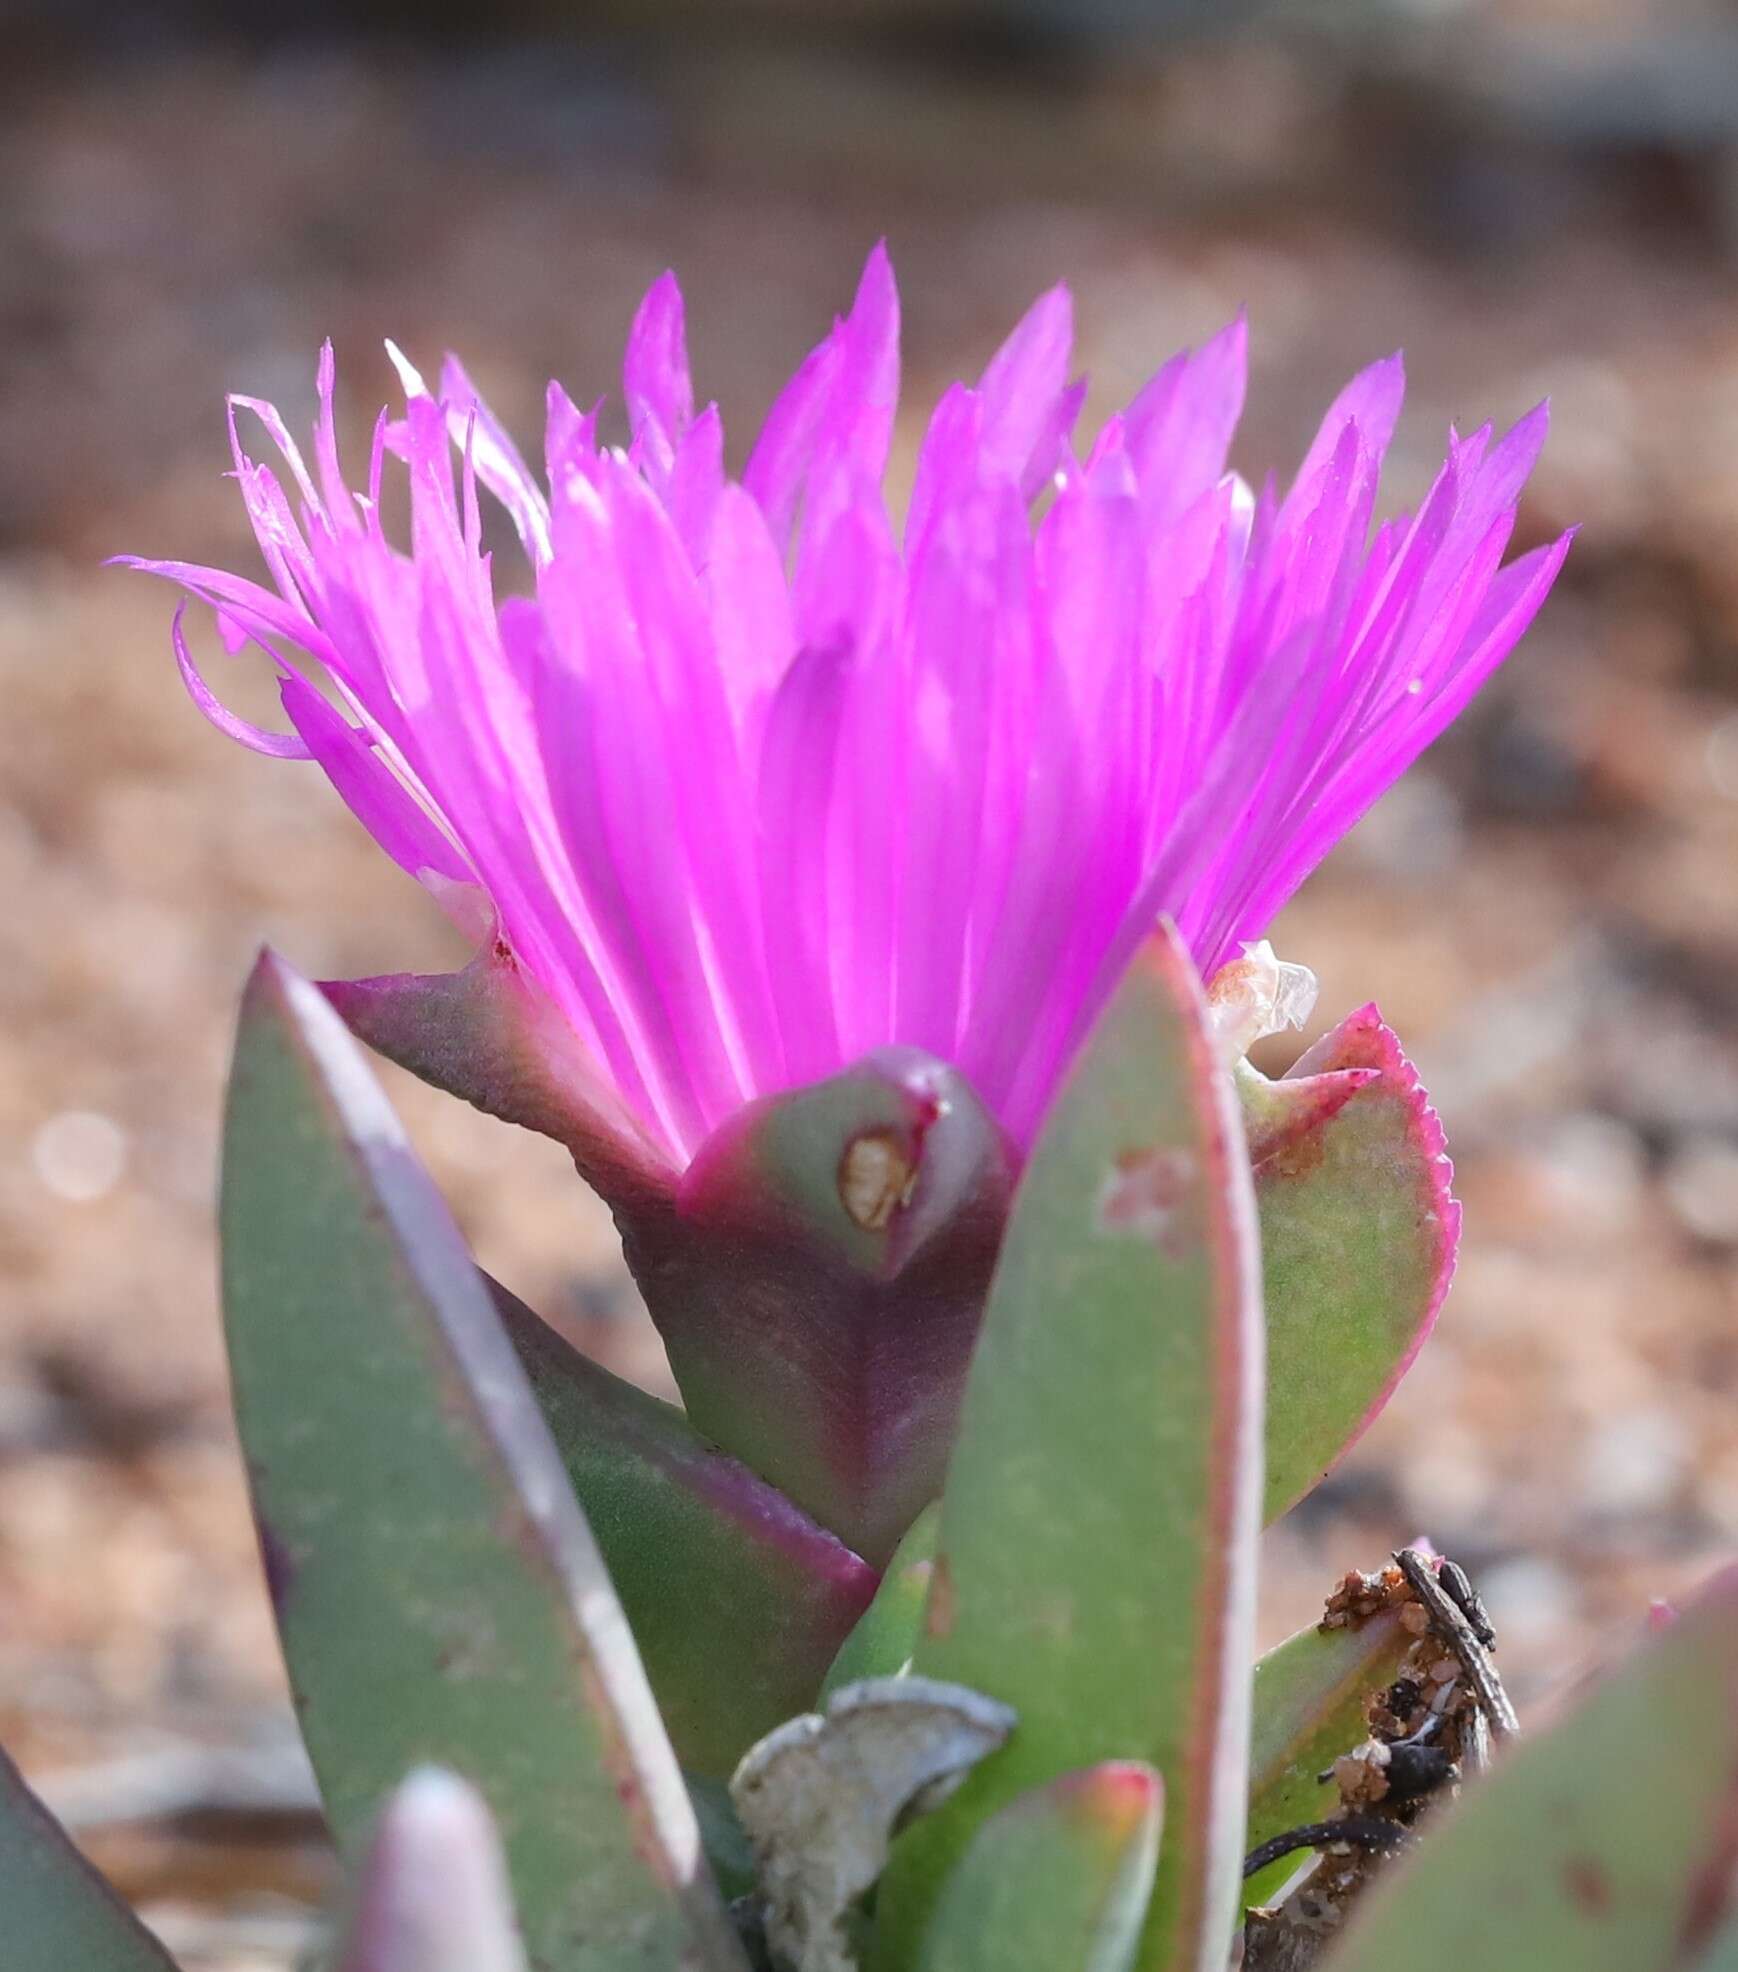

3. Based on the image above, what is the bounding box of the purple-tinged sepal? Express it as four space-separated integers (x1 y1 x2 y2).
1229 980 1460 1522
321 959 1011 1562
622 1049 1016 1567
320 953 676 1215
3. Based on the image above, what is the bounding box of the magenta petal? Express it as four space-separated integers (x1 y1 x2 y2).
1125 311 1248 528
623 269 696 444
279 674 472 886
756 642 851 1085
172 604 312 758
134 252 1571 1180
435 353 553 564
1286 351 1406 504
976 283 1076 488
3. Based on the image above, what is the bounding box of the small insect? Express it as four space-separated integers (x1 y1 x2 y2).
1437 1558 1497 1651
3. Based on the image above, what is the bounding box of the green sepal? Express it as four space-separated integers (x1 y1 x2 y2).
630 1049 1015 1565
322 955 674 1212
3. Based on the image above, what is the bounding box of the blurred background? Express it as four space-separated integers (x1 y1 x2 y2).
5 0 1738 1962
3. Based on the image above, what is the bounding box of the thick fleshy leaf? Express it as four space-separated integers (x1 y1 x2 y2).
625 1047 1015 1565
334 1768 527 1972
1243 1609 1409 1908
1326 1567 1738 1972
912 1764 1163 1972
0 1739 179 1971
493 1280 877 1778
819 1504 940 1701
875 925 1264 1972
1250 1005 1458 1522
221 951 745 1972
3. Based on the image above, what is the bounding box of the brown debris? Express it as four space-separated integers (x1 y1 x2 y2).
1248 1551 1518 1965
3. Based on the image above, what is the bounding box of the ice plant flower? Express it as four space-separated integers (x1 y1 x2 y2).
127 246 1569 1557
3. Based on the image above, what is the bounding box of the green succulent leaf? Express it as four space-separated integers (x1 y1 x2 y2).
1243 1609 1409 1908
1689 1920 1738 1972
1247 1007 1459 1523
1325 1569 1738 1972
911 1764 1163 1972
875 925 1264 1972
221 951 746 1972
819 1504 940 1701
0 1739 179 1970
494 1281 877 1778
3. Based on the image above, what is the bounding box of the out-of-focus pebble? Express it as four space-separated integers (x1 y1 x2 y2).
30 1111 128 1204
1663 1136 1738 1245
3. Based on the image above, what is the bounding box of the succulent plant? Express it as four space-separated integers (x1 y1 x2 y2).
36 248 1730 1972
12 915 1737 1972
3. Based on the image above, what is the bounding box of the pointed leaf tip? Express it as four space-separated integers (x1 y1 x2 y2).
1243 1607 1411 1910
1055 1761 1166 1841
336 1769 527 1972
819 1502 941 1701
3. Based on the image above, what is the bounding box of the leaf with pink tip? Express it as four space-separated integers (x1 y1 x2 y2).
911 1764 1164 1972
1251 1005 1459 1523
875 924 1263 1972
334 1768 528 1972
0 1739 179 1970
1325 1566 1738 1972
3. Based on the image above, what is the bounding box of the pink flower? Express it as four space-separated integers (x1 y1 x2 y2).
129 247 1569 1559
126 245 1569 1168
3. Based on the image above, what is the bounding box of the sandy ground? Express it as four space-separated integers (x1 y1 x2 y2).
5 14 1738 1962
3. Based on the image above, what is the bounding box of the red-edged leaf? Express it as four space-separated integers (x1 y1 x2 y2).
1251 1005 1459 1521
874 925 1263 1972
